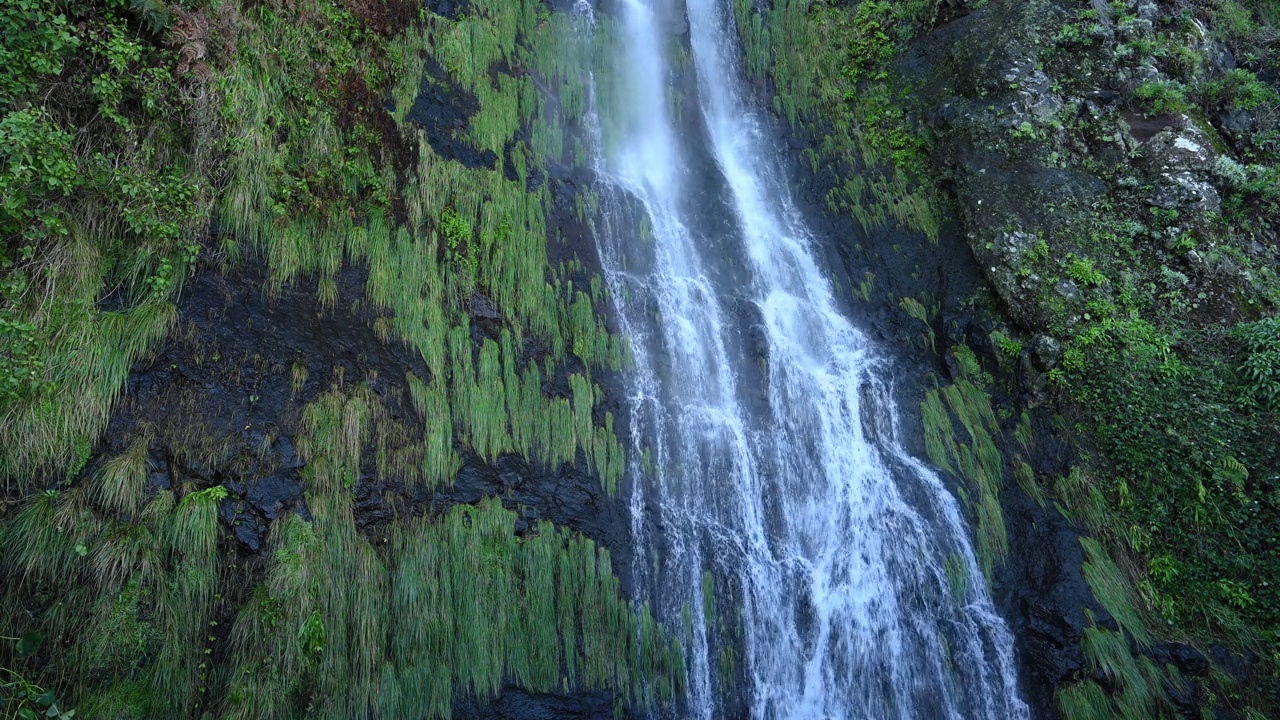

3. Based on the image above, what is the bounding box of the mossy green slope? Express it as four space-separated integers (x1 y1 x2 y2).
733 0 1279 715
1 0 675 716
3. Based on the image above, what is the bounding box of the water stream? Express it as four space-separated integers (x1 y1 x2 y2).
579 1 1029 717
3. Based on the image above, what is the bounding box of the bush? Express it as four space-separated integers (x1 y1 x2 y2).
1233 317 1280 406
1133 79 1189 115
0 109 78 240
1205 69 1280 112
0 0 79 101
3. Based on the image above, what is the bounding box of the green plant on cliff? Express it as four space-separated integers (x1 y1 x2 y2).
731 0 956 239
1 0 666 716
1233 317 1280 406
0 0 207 489
220 388 679 719
921 345 1008 578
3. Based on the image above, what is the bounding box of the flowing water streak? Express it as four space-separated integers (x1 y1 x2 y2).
579 0 1029 717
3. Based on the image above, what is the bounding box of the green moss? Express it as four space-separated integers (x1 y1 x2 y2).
1080 538 1151 647
732 0 946 240
920 352 1008 578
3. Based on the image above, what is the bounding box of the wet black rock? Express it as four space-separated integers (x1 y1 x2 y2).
453 688 618 720
422 0 470 22
408 57 498 170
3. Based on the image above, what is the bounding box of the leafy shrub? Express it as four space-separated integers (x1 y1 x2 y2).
1133 79 1189 115
0 308 44 404
1233 317 1280 406
0 109 77 241
1066 255 1108 287
1205 69 1280 112
0 0 80 101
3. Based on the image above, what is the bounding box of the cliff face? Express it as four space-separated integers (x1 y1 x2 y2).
909 2 1279 716
0 1 679 717
731 0 1279 716
2 0 1277 717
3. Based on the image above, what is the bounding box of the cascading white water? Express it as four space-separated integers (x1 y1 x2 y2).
580 1 1030 717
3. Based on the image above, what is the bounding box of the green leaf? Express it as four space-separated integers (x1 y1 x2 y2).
16 631 42 656
19 708 39 720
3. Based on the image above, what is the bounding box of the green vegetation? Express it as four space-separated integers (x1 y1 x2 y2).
2 385 678 717
218 388 681 718
1 478 224 718
1234 317 1280 405
1 631 76 719
894 0 1280 714
1 0 629 493
743 0 1280 713
0 0 206 487
1 0 667 715
732 0 961 239
922 346 1007 578
1134 79 1191 115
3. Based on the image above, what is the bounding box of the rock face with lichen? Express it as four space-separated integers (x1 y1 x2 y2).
894 0 1280 717
2 0 1277 717
725 0 1278 715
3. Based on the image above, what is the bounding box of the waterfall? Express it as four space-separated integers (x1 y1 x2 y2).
578 1 1029 717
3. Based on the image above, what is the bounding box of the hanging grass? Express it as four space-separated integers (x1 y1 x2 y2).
216 385 674 718
92 435 152 519
0 474 227 717
920 365 1008 578
0 301 175 490
1054 466 1108 534
1080 538 1151 648
221 498 680 719
2 0 665 714
1011 455 1047 508
1057 680 1112 720
1079 623 1172 719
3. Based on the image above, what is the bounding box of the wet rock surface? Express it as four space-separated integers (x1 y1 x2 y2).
96 251 632 575
454 688 617 720
407 56 499 170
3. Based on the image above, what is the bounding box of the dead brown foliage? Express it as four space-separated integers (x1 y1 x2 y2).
169 3 241 82
342 0 418 38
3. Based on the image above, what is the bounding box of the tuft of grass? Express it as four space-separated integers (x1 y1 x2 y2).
1081 538 1151 647
0 302 175 490
1011 456 1047 507
900 296 936 351
1014 410 1034 454
92 435 151 519
1057 680 1112 720
1080 623 1171 719
922 360 1008 578
1053 466 1108 533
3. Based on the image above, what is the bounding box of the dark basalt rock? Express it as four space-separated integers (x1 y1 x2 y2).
453 688 618 720
98 248 633 571
422 0 471 22
408 57 499 170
